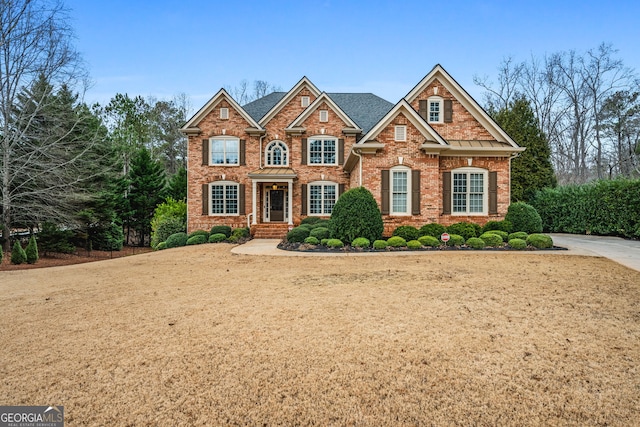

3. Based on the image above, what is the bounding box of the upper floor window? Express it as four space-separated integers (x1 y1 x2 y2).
308 181 338 215
210 136 239 165
209 181 239 215
452 168 487 214
220 107 229 119
428 97 443 123
308 137 337 165
394 125 406 142
265 140 288 166
301 96 310 107
319 110 329 122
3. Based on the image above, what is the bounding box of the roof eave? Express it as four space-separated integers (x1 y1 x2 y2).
181 127 202 136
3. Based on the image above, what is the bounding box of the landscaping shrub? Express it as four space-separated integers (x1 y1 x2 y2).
165 232 188 248
526 233 553 249
418 235 440 247
326 238 344 248
387 236 407 247
508 238 527 250
466 237 485 249
479 232 504 247
447 222 481 240
508 231 528 241
446 234 465 247
392 225 420 241
485 230 508 242
210 225 232 238
186 234 208 245
304 236 320 245
373 239 388 250
37 222 75 255
209 233 227 243
310 227 330 240
482 220 513 233
407 240 422 250
297 223 313 231
188 230 210 240
505 201 543 234
286 226 310 243
0 245 3 264
11 241 27 265
351 237 371 248
156 242 167 250
300 216 322 225
312 219 331 229
151 216 186 249
151 198 187 248
228 227 250 243
419 223 446 238
25 235 39 264
329 187 383 243
320 238 330 246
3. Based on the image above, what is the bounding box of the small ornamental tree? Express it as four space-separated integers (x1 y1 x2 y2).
329 187 383 243
11 241 27 265
25 235 39 264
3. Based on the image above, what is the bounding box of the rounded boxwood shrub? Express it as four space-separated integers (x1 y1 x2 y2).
304 236 320 245
407 240 422 250
481 230 507 242
187 234 208 245
418 235 440 247
508 238 527 250
188 230 210 240
286 226 310 243
228 227 250 243
446 234 465 247
466 237 485 249
392 225 420 241
479 232 503 247
326 238 344 248
11 241 27 265
508 231 528 241
526 233 553 249
505 202 543 234
209 233 227 243
25 235 39 264
387 236 407 247
300 216 322 225
165 232 188 248
329 187 383 244
482 220 513 234
156 241 167 250
312 219 331 229
152 216 186 248
420 223 446 238
373 239 388 250
447 222 481 240
310 226 330 240
320 238 330 246
210 225 232 238
351 237 370 248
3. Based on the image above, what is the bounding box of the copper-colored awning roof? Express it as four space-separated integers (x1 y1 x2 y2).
248 168 297 179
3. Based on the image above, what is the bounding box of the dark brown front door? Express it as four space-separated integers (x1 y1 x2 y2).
270 190 284 222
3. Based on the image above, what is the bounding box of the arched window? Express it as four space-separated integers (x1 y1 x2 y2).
265 140 288 166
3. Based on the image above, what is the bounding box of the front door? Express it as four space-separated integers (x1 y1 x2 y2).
270 190 285 222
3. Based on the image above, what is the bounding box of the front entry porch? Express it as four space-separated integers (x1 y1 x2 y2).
248 168 297 238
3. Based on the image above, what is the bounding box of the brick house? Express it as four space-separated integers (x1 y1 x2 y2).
181 64 524 238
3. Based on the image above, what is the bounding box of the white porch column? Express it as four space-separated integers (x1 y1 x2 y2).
251 180 257 225
287 179 293 226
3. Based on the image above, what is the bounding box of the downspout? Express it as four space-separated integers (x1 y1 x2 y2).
352 148 363 186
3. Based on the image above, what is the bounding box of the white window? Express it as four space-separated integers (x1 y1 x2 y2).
265 140 288 166
390 166 411 215
428 97 443 123
309 182 338 215
452 168 488 215
210 136 239 165
220 107 229 119
308 137 337 165
301 96 310 107
209 181 239 215
319 110 329 122
394 125 406 142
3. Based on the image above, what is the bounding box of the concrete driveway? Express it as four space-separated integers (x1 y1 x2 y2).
550 234 640 272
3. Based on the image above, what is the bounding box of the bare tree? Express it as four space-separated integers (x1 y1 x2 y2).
224 79 281 105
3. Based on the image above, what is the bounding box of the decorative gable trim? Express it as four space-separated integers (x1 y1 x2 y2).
181 88 261 132
405 64 520 148
259 76 321 126
286 92 361 133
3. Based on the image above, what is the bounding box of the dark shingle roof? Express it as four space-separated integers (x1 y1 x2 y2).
243 92 286 123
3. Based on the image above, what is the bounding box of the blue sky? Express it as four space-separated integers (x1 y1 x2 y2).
65 0 640 112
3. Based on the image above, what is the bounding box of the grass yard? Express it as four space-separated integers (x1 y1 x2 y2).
1 244 639 425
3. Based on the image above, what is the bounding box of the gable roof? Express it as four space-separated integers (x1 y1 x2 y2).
181 88 261 131
243 91 286 123
258 77 321 126
405 64 520 148
328 93 393 134
287 92 361 132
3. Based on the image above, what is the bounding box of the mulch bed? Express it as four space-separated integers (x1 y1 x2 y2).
277 241 567 253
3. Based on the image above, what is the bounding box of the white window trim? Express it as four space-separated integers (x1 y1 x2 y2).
319 110 329 122
301 96 310 107
265 140 289 167
427 96 443 124
308 181 338 216
390 166 411 216
307 135 338 166
451 167 488 215
394 125 406 142
209 181 240 216
220 107 229 119
209 136 240 166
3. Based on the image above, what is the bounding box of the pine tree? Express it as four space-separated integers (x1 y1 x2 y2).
25 235 39 264
11 241 27 265
167 167 187 201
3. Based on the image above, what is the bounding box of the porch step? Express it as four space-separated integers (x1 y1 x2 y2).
251 224 290 239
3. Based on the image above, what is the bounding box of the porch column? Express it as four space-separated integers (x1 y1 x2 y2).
287 179 293 226
251 180 257 225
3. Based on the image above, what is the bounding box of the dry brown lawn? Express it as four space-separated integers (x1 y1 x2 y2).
1 244 639 426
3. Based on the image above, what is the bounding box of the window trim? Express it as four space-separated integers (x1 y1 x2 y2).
451 167 488 215
389 166 411 216
208 181 240 216
319 110 329 122
307 181 338 216
427 96 443 124
220 107 229 120
265 140 289 167
394 125 406 142
307 135 338 166
301 96 310 107
209 136 240 166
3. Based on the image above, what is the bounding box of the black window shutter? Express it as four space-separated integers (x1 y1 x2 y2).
442 172 451 215
239 184 246 215
338 139 344 164
381 170 390 215
419 100 428 120
444 100 453 123
202 184 209 215
489 171 498 214
301 184 307 215
202 139 209 166
301 138 307 165
338 183 345 196
411 170 421 215
240 139 246 165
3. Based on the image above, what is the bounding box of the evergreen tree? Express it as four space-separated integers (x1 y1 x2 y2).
11 241 27 265
25 235 39 264
492 97 557 202
0 243 3 264
167 167 187 201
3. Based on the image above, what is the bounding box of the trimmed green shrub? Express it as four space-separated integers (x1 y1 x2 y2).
505 202 543 234
479 232 503 247
407 240 422 250
329 187 383 243
326 238 344 248
392 225 420 241
151 198 187 248
482 220 513 233
446 234 465 247
508 231 528 241
210 225 232 238
526 233 553 249
310 226 330 240
387 236 407 247
151 216 186 249
420 223 446 238
188 230 210 240
320 238 330 246
373 239 388 250
418 235 440 247
447 222 481 240
508 238 527 249
286 226 310 243
165 232 188 248
209 233 227 243
312 219 331 229
156 242 167 250
186 234 208 245
297 223 313 231
301 216 322 225
11 241 27 265
25 235 39 264
304 236 320 245
351 237 371 248
482 230 507 242
466 237 485 249
228 227 250 243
